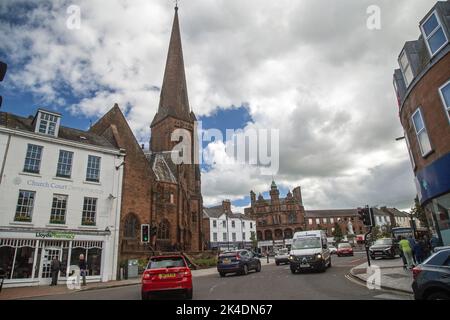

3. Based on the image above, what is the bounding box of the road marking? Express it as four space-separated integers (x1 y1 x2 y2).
209 283 220 294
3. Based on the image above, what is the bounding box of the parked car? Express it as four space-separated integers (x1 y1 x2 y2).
328 245 337 255
275 248 290 265
369 238 399 260
337 243 354 257
141 255 193 300
217 249 261 277
412 249 450 300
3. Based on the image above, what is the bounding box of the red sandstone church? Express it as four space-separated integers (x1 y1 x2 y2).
89 6 203 268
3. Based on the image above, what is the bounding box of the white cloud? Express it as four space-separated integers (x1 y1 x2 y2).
1 0 432 210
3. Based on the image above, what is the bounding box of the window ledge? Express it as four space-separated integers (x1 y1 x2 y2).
83 181 101 186
78 225 98 230
19 172 42 178
46 224 68 228
422 149 435 159
53 176 73 182
10 221 34 226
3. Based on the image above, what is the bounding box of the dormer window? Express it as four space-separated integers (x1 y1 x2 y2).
399 51 414 87
35 110 60 137
420 11 448 57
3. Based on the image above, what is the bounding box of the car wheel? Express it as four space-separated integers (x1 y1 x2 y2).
256 262 261 272
370 255 375 260
290 267 297 274
241 264 249 275
219 272 226 277
427 291 450 300
141 292 148 300
185 289 193 300
320 261 327 273
337 254 340 257
327 258 332 268
276 261 280 266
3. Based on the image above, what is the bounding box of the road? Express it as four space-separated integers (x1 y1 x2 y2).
30 254 412 300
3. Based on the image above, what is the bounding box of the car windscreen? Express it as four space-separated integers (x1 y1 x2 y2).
338 243 351 248
277 249 288 255
424 250 450 266
292 237 321 250
374 239 392 245
219 252 238 258
147 257 186 269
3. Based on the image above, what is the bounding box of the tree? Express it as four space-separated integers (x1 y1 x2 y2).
410 196 429 228
332 223 343 243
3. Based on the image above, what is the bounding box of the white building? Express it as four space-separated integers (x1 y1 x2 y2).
203 200 256 250
0 109 124 287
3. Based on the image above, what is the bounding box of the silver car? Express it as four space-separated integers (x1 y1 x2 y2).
275 248 290 266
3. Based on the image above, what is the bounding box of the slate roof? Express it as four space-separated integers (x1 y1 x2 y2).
148 151 177 183
203 206 253 221
0 111 118 149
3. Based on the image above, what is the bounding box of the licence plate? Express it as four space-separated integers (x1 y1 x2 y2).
299 264 310 268
223 259 230 264
159 273 176 279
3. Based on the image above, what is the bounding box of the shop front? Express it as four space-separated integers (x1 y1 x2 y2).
415 153 450 247
0 229 112 288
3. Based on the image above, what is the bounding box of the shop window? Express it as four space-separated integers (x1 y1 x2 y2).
87 248 102 276
12 247 35 279
0 247 16 279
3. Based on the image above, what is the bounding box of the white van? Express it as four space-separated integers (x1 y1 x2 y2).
288 230 331 273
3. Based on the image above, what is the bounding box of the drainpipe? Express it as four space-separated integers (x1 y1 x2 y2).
0 133 11 185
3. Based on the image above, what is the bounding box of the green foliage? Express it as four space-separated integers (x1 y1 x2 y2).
411 196 429 228
192 257 217 268
332 222 343 243
250 231 258 250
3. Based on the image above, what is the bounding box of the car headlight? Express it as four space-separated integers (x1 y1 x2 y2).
289 255 294 260
316 254 322 260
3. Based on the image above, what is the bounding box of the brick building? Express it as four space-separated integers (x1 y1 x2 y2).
244 181 369 251
393 1 450 246
89 105 155 267
244 181 306 244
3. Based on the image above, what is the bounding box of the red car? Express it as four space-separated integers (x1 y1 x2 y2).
141 255 193 300
337 243 354 257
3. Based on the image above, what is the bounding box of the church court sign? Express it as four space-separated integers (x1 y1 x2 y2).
13 177 104 195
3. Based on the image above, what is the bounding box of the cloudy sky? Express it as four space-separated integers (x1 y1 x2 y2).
0 0 437 212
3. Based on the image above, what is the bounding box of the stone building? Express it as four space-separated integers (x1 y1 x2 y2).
244 181 306 244
392 1 450 246
89 105 155 267
146 6 203 252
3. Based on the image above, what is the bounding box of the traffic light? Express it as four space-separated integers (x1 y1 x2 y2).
0 61 7 108
141 224 150 243
357 206 374 227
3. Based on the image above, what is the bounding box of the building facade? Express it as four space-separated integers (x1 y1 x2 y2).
88 105 155 271
0 109 124 287
393 1 450 246
244 181 306 251
203 200 256 250
305 209 366 237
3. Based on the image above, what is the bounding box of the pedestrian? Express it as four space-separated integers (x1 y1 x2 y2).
398 236 415 269
407 235 417 264
397 236 407 269
79 254 87 286
50 256 61 286
430 235 439 251
414 239 424 264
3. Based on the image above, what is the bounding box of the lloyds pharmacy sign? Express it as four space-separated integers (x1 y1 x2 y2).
35 231 76 240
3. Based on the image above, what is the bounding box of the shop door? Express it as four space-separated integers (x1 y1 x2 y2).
39 248 61 285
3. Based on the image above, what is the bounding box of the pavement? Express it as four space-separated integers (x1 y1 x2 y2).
4 255 413 300
349 257 414 294
0 259 276 300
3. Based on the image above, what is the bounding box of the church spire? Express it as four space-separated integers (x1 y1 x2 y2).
151 5 191 127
